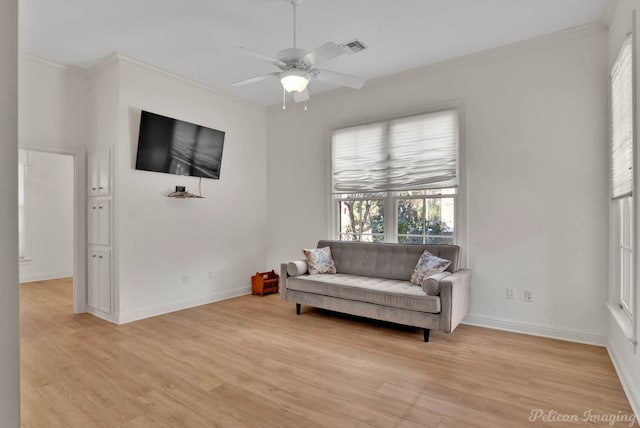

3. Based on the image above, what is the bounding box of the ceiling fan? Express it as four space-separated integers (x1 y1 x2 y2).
232 0 366 106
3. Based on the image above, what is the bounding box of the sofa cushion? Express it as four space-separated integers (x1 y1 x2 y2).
287 274 441 313
317 240 459 280
410 250 451 286
303 247 337 274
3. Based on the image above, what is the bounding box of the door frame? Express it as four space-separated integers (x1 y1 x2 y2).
18 144 87 313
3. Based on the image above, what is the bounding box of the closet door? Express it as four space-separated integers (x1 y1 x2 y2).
88 149 111 197
87 147 113 321
88 249 111 314
96 149 111 196
88 152 100 197
88 200 111 247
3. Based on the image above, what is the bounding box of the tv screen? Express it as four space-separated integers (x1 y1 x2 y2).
135 111 225 179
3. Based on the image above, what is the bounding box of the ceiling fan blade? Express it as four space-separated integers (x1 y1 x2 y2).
238 46 286 69
311 69 366 89
303 42 346 66
293 89 309 103
231 72 279 87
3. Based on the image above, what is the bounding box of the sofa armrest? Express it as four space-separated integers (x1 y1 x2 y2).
421 271 451 295
279 261 309 301
439 269 471 333
280 263 289 300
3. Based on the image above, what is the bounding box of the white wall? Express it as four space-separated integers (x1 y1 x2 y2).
0 0 20 424
114 56 269 323
88 56 119 150
19 150 74 283
266 26 609 344
18 53 91 313
19 54 90 149
607 0 640 418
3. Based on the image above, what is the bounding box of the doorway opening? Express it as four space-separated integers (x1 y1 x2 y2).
18 146 86 313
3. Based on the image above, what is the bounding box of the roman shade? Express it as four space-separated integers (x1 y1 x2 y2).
611 34 634 200
331 109 459 193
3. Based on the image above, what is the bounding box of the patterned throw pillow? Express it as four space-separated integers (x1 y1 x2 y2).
410 250 451 286
302 247 337 275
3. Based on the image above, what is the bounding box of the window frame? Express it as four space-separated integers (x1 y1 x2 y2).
328 103 466 263
608 30 637 329
618 196 634 318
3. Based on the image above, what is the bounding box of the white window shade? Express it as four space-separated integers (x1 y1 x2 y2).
332 110 458 193
611 34 634 200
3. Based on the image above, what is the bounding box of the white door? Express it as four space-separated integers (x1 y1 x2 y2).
87 200 111 247
88 248 111 314
88 149 111 197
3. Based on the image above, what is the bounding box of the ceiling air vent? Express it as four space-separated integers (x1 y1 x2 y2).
340 39 367 55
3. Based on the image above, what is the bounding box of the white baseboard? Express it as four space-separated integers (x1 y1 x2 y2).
463 313 607 346
87 306 115 323
20 271 73 283
607 344 640 421
115 286 251 325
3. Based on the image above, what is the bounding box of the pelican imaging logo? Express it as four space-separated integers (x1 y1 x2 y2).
529 409 636 426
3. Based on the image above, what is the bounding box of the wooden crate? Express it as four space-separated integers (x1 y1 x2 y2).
251 270 279 296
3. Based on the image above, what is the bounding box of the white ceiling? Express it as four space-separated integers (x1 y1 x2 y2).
19 0 613 106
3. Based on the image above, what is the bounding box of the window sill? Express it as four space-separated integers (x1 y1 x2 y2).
607 302 634 341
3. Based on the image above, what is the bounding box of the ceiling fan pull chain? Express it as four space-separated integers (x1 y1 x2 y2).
304 102 308 111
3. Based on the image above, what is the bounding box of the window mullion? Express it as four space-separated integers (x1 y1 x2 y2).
385 192 395 243
423 197 427 244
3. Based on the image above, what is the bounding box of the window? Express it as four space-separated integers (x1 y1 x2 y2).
331 109 461 245
337 193 385 242
397 188 456 244
610 34 634 317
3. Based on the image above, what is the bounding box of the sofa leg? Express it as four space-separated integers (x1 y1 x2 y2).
296 303 301 315
423 329 430 342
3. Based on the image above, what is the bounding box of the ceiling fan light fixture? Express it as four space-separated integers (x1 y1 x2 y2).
280 70 309 93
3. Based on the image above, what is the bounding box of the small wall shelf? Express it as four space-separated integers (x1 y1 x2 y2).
166 191 204 199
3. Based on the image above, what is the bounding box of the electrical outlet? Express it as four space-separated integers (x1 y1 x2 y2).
524 290 533 303
182 274 188 284
506 288 516 300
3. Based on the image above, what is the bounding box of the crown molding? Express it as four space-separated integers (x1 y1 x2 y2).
87 52 120 75
369 22 607 91
18 52 86 73
113 53 267 112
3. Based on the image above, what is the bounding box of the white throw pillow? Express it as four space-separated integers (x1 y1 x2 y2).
287 260 308 276
302 247 337 275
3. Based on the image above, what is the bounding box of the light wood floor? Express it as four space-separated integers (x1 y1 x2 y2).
21 278 633 427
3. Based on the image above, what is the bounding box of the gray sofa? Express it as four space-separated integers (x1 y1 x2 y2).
280 240 471 342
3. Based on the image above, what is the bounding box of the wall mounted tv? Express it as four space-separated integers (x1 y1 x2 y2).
135 111 225 179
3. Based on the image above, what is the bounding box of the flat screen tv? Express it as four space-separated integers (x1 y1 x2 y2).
135 111 225 179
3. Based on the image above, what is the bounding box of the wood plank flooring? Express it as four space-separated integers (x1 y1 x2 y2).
20 278 633 427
